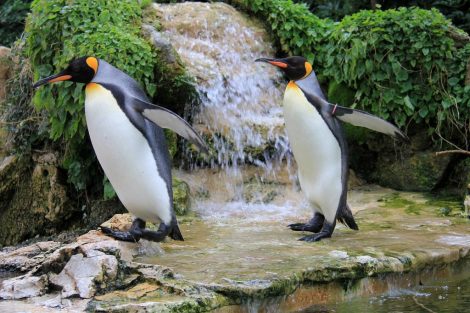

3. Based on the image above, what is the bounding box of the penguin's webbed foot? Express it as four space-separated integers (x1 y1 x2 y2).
136 222 171 242
288 223 321 232
100 226 141 242
288 213 324 233
299 232 331 242
100 218 146 242
100 219 177 243
298 220 335 242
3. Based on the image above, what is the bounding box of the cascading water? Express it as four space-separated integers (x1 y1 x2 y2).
150 2 307 220
155 2 288 168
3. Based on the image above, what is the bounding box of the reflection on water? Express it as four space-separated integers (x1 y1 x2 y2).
323 278 470 313
212 259 470 313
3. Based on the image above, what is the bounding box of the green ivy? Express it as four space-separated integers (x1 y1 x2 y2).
25 0 157 190
322 8 470 146
233 0 334 69
0 0 32 46
235 1 470 148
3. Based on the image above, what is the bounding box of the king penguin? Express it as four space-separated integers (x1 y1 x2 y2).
256 56 408 242
33 56 208 243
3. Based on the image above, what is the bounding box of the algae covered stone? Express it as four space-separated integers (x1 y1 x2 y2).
172 177 191 215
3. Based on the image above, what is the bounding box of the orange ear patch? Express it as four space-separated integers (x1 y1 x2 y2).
86 57 98 74
303 62 312 78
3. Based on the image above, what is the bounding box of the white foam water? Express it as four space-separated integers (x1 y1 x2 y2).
154 3 290 175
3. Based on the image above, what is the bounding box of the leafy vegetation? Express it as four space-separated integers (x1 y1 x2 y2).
378 1 470 35
235 1 470 149
0 0 32 46
295 0 470 34
323 8 470 147
25 0 157 190
233 0 334 68
294 0 369 21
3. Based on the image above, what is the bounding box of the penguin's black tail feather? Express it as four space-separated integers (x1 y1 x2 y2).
337 204 359 230
169 224 184 241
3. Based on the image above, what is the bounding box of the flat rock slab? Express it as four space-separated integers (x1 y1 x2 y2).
137 187 470 289
1 187 469 312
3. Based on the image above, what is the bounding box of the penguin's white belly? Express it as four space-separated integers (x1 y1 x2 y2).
283 82 342 223
84 83 171 225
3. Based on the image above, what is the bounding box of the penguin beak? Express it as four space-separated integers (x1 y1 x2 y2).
32 72 72 89
255 58 288 69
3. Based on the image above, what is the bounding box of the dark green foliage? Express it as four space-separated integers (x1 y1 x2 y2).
294 0 369 21
234 0 334 67
323 8 470 147
25 0 157 190
0 0 32 46
378 1 470 35
236 1 470 149
296 1 470 35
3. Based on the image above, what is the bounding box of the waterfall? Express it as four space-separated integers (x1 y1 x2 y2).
155 3 290 166
150 2 306 219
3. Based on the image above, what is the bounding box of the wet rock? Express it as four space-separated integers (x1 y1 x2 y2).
172 177 191 215
100 213 134 232
372 151 450 191
464 184 470 218
0 46 11 102
0 274 48 299
242 177 283 203
0 152 73 247
31 153 69 223
50 253 118 298
141 18 198 118
141 24 177 65
0 47 12 160
150 2 286 166
0 241 61 272
0 224 168 305
0 187 469 312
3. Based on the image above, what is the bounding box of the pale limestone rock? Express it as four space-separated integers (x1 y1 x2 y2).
99 213 133 232
50 253 118 298
0 241 61 272
0 274 48 299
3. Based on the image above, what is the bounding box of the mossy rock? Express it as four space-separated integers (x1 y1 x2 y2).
0 154 74 247
164 129 178 161
372 151 451 192
172 177 191 216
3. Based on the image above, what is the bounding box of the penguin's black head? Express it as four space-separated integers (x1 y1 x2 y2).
255 56 312 81
33 56 98 88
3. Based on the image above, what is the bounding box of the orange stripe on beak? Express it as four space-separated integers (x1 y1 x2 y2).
268 61 288 68
48 75 72 83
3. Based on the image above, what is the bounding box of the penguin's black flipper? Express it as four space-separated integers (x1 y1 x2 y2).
130 97 209 154
331 104 409 142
